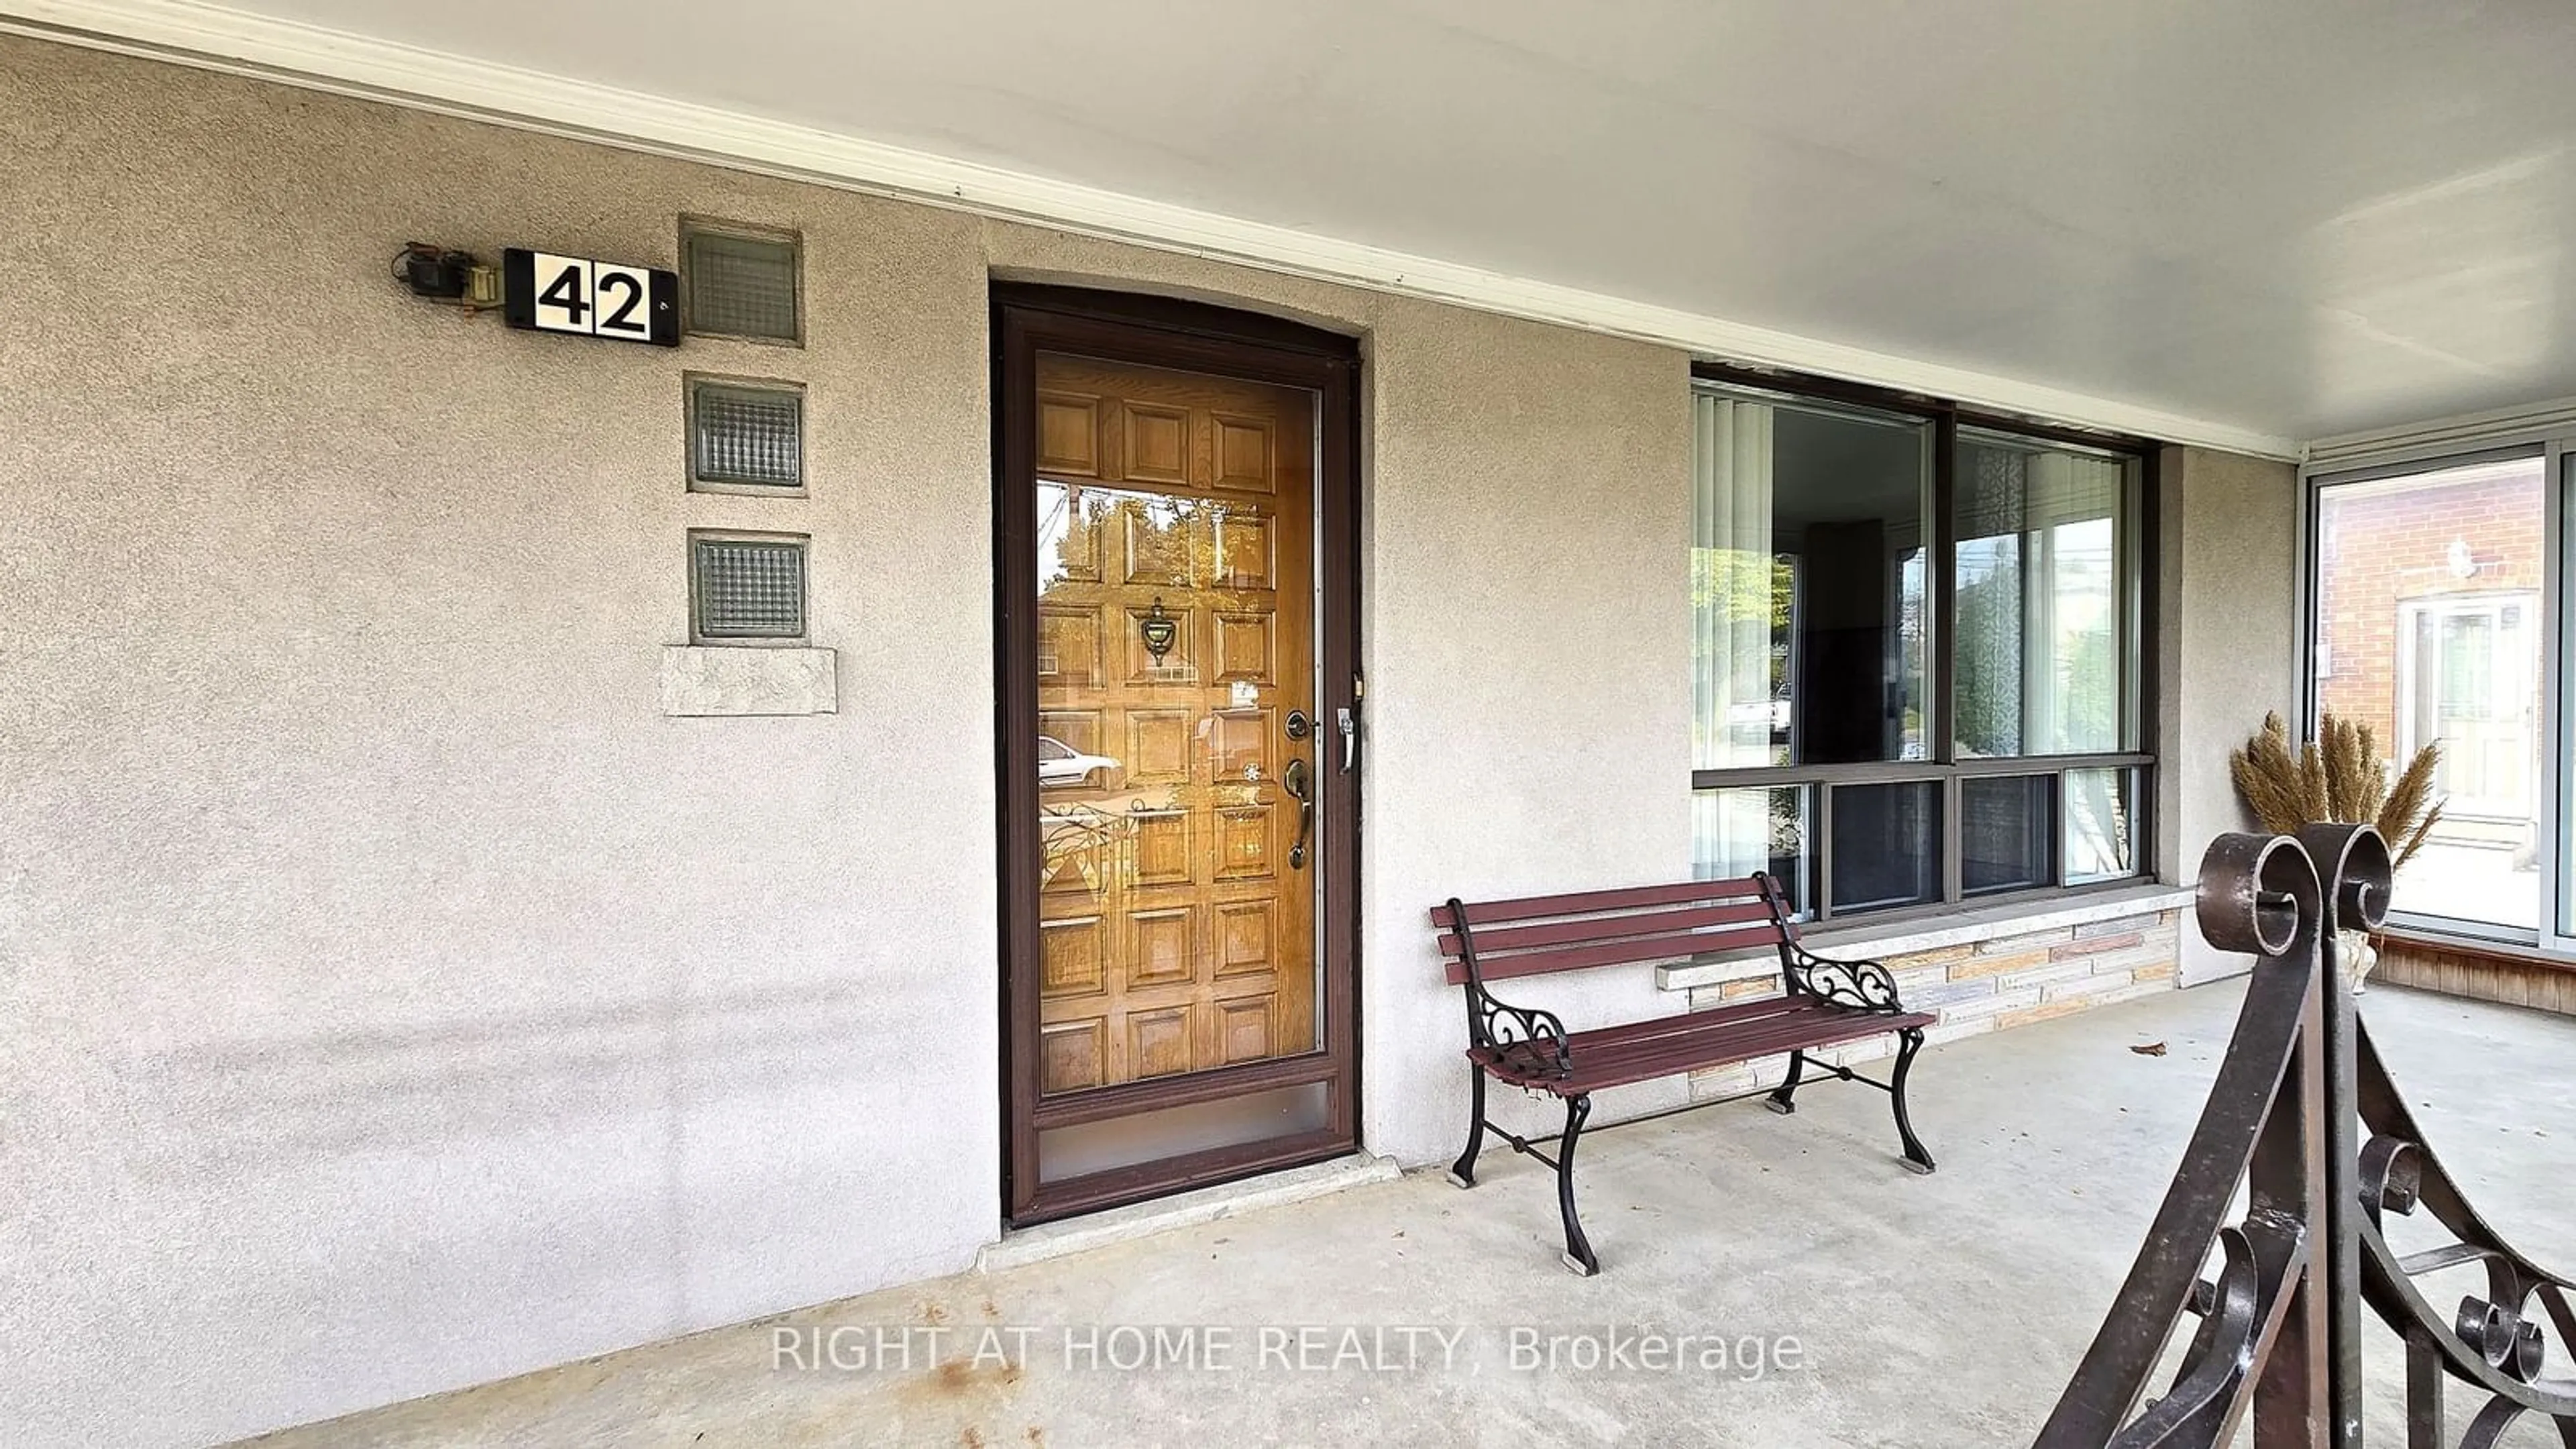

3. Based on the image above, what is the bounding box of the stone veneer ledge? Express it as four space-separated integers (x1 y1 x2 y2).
1668 885 2195 1102
1656 883 2197 992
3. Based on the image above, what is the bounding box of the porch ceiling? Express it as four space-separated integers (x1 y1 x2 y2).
26 0 2576 447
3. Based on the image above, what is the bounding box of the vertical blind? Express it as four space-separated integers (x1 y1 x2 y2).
1692 392 1780 881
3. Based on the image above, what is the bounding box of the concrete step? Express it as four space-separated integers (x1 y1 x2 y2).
973 1152 1402 1273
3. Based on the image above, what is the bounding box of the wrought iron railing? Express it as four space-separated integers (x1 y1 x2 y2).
2036 825 2576 1447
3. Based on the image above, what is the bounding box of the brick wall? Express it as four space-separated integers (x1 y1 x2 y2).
2313 464 2546 743
1682 906 2182 1097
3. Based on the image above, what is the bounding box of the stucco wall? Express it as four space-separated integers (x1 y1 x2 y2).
0 36 1004 1449
2158 445 2304 981
1 37 1692 1446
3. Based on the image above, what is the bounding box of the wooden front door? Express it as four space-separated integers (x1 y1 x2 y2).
997 290 1360 1224
1032 354 1320 1088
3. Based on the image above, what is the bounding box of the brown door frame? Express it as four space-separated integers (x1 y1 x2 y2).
993 284 1363 1225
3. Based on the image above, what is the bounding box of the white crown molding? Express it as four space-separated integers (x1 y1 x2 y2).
3 0 2302 459
2303 394 2576 470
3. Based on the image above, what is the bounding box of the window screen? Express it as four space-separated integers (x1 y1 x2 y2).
690 380 803 489
682 225 800 341
692 534 807 640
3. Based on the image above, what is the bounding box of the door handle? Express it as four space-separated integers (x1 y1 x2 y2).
1336 707 1358 774
1283 757 1314 869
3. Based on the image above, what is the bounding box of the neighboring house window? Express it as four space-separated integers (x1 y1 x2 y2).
1691 370 2151 921
2309 453 2548 936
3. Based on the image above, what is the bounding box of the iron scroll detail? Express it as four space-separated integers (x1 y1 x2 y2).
2035 827 2576 1447
1444 896 1572 1079
1751 871 1909 1014
1782 947 1905 1014
1477 997 1572 1079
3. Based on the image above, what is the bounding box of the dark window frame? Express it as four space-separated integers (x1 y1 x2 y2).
1690 361 2161 924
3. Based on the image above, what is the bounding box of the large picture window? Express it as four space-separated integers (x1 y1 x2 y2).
1953 428 2129 759
2308 451 2551 938
1691 371 2152 921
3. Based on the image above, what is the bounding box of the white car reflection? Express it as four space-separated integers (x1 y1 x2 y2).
1038 735 1120 787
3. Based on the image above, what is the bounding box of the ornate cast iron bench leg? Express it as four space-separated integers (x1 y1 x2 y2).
1764 1048 1808 1114
1890 1026 1936 1174
1557 1093 1598 1277
1447 1066 1487 1189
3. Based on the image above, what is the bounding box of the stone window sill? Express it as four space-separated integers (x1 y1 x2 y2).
659 645 838 716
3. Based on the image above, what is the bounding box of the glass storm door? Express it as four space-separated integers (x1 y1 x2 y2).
998 295 1359 1225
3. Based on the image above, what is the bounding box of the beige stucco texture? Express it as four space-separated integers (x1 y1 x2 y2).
2 36 1700 1446
2159 446 2304 982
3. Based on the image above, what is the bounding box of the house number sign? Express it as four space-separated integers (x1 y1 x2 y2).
502 248 680 347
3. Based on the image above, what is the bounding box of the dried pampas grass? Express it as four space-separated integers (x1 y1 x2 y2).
2228 712 2442 868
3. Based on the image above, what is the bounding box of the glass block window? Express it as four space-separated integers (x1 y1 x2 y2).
682 223 800 342
691 533 807 641
690 379 804 490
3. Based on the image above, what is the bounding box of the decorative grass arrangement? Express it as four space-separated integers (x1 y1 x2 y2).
2229 712 2442 868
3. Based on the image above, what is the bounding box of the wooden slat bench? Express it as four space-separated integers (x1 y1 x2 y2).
1432 873 1937 1275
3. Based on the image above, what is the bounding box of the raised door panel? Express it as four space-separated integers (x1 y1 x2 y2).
1122 603 1199 685
1122 708 1193 788
1125 908 1195 987
1216 994 1276 1064
1126 1008 1193 1079
1212 508 1273 590
1213 613 1273 684
1214 805 1278 883
1214 901 1275 977
1039 1019 1106 1094
1037 392 1101 478
1212 413 1275 494
1037 607 1104 690
1208 708 1271 784
1122 402 1189 484
1120 502 1199 588
1130 811 1192 888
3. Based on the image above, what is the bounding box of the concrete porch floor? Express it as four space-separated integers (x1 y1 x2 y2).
247 982 2576 1448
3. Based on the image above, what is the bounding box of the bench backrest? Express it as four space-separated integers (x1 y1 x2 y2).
1430 876 1798 987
